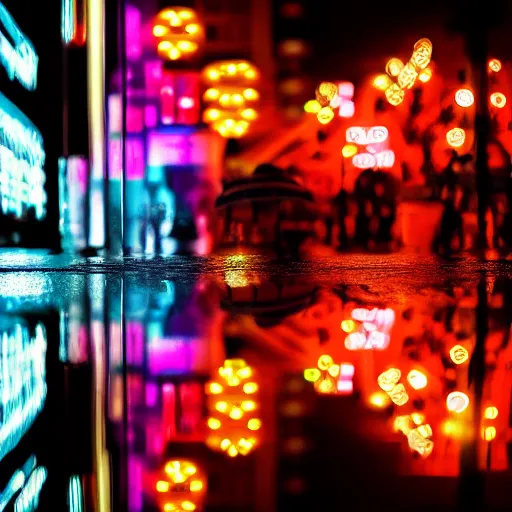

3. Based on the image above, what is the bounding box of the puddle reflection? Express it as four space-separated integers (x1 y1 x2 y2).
0 265 511 511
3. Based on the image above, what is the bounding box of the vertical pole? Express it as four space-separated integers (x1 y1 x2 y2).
466 5 491 249
87 0 106 249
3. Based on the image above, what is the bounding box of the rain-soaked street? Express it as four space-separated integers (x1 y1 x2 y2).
1 252 511 511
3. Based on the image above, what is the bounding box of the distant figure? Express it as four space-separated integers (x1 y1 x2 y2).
434 152 464 254
353 169 399 250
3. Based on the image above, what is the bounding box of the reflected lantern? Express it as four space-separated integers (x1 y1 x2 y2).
153 7 205 61
205 359 261 457
490 92 506 108
202 60 260 138
155 460 206 512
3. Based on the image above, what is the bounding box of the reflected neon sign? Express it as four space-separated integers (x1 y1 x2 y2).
0 321 47 463
344 307 395 350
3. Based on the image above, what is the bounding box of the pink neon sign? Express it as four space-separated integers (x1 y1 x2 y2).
332 82 355 118
344 307 395 351
345 126 395 169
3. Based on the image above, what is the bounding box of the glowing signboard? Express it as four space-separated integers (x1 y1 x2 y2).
344 126 395 169
344 307 395 350
0 3 38 91
0 321 47 463
0 93 46 219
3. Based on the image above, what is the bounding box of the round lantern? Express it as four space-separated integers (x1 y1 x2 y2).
205 359 261 457
488 58 502 73
490 92 507 108
155 459 207 512
202 60 261 138
455 88 474 108
446 127 466 148
153 7 205 61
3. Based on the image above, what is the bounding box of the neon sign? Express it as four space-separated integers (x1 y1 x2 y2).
0 93 46 219
0 3 38 91
14 465 47 512
344 126 395 170
0 321 47 463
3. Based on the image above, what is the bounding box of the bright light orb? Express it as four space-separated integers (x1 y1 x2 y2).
449 345 469 364
455 88 474 108
418 68 432 83
388 383 409 406
385 83 405 106
406 370 427 390
316 106 334 124
373 74 392 90
488 58 502 73
378 368 401 392
490 92 506 108
484 406 498 419
446 391 469 413
341 319 356 331
386 58 404 77
446 127 466 148
304 99 322 113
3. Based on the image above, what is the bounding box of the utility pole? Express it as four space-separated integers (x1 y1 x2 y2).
465 1 492 250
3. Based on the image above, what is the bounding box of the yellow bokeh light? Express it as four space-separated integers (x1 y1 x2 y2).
397 61 418 89
203 88 220 101
156 480 170 492
417 424 432 438
378 368 401 392
385 83 405 106
177 40 198 53
450 345 469 364
316 378 335 394
207 69 220 81
327 364 340 378
386 58 404 77
207 417 221 430
442 419 462 437
229 406 244 420
241 108 258 121
158 41 172 51
181 501 196 511
446 127 465 148
317 106 334 124
482 426 496 441
304 368 321 382
394 415 412 434
168 48 181 60
484 406 498 419
248 418 262 431
185 23 200 34
227 445 238 457
369 391 390 408
164 504 176 511
220 438 231 450
411 412 425 425
488 58 502 72
407 370 427 390
231 93 244 106
418 68 432 83
341 319 356 332
190 480 203 492
455 88 474 108
243 88 259 101
153 25 169 37
243 382 258 394
208 382 223 394
215 401 228 413
241 400 256 412
317 354 333 371
373 74 392 90
446 391 470 413
184 465 196 476
304 99 322 113
490 92 507 108
388 383 409 406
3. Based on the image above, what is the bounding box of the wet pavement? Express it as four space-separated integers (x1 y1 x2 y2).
1 252 512 511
